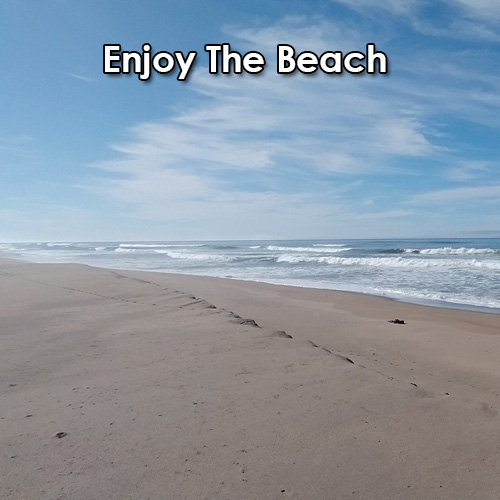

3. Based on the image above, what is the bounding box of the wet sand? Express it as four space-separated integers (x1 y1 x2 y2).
1 257 499 499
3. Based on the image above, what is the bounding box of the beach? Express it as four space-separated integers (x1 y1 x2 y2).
1 256 500 499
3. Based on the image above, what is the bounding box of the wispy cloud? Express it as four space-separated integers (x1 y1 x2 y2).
445 161 493 182
0 134 33 153
412 184 500 203
332 0 500 41
67 73 94 83
446 0 500 21
329 0 418 16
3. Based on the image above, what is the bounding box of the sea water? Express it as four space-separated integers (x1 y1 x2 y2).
1 238 499 313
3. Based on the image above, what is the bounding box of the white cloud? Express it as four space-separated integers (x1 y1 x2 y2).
412 185 500 203
446 0 500 21
330 0 418 16
67 73 94 83
0 134 33 153
370 118 435 156
445 161 492 182
106 121 275 171
331 0 500 41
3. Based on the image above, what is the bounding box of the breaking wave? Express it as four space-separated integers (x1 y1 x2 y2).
118 243 205 249
267 245 351 253
383 247 499 255
276 254 500 269
152 250 231 262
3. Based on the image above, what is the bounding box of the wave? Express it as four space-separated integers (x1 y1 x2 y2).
312 243 347 247
267 245 352 253
418 247 499 255
381 248 417 254
371 287 500 310
118 243 205 249
153 250 231 262
276 254 500 269
381 247 499 255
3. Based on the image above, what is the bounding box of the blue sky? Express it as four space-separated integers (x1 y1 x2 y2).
1 0 500 241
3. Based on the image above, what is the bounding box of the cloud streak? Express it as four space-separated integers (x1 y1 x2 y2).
412 185 500 203
67 73 94 83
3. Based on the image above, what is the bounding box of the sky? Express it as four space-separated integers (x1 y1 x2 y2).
1 0 500 242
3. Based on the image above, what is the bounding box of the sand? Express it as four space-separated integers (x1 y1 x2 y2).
1 256 499 499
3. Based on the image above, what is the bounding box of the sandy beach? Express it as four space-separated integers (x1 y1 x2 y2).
1 256 500 500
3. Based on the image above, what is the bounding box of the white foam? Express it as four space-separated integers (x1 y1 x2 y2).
276 254 500 269
267 245 352 253
312 243 347 247
372 287 500 310
154 250 231 262
409 247 498 255
119 243 204 249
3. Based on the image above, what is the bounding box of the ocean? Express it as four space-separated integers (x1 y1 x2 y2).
1 238 500 313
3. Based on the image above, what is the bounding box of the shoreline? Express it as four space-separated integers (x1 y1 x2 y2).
3 251 500 315
2 257 500 499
